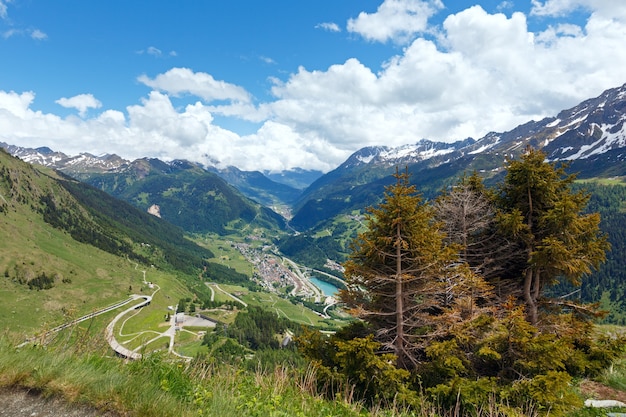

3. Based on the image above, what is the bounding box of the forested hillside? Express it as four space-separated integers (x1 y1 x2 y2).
0 152 212 275
76 159 286 235
0 148 217 299
567 182 626 323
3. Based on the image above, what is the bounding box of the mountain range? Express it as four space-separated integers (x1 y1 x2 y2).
4 82 625 220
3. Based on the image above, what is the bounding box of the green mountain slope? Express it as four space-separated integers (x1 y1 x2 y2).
0 149 213 334
548 181 626 324
75 158 287 235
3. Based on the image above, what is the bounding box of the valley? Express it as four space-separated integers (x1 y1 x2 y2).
0 148 349 362
14 233 344 360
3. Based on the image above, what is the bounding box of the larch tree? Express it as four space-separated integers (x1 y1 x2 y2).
433 172 526 298
497 148 609 324
341 168 481 369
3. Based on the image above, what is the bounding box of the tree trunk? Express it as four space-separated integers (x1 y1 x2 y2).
524 180 538 325
533 269 541 300
524 267 538 325
395 222 405 366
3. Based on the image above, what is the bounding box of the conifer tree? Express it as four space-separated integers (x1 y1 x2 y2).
341 168 480 368
497 148 609 324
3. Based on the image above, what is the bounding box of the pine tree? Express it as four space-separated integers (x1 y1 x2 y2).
497 148 609 324
341 168 480 368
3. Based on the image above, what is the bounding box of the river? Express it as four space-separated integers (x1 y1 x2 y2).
309 277 340 296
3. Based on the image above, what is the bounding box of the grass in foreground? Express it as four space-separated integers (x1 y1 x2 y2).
1 334 626 417
0 336 376 417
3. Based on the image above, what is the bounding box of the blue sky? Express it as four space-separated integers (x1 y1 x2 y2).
1 0 625 173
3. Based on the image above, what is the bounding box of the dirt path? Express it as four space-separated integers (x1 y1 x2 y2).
0 388 119 417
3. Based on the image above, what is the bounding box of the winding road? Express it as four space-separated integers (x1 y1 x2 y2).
21 276 196 360
21 259 333 360
104 294 152 360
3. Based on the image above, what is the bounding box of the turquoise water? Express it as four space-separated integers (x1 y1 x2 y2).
309 277 339 296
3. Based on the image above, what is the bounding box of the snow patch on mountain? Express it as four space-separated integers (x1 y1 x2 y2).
379 143 456 161
357 154 375 164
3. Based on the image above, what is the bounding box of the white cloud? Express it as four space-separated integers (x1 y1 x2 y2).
0 90 36 118
2 28 18 38
497 1 514 11
137 46 177 57
147 46 162 56
257 2 626 168
207 101 269 123
0 2 47 40
260 55 276 65
138 67 251 103
0 90 231 163
530 0 624 18
55 94 102 117
347 0 443 43
531 0 586 16
0 1 8 20
3 27 47 40
30 29 47 40
315 22 341 32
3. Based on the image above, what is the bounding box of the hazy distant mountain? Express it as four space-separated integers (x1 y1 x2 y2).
0 145 288 234
0 143 316 209
263 168 324 190
206 165 302 207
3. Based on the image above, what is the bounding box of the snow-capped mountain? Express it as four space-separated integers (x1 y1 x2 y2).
344 139 475 169
0 143 131 173
541 86 626 160
331 82 626 176
288 83 626 227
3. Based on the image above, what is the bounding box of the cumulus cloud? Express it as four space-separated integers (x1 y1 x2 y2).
260 2 626 166
347 0 443 43
0 90 220 161
315 22 341 32
138 67 251 103
0 90 36 118
55 94 102 117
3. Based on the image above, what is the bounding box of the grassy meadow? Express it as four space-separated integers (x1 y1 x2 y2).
0 209 140 336
1 330 625 417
